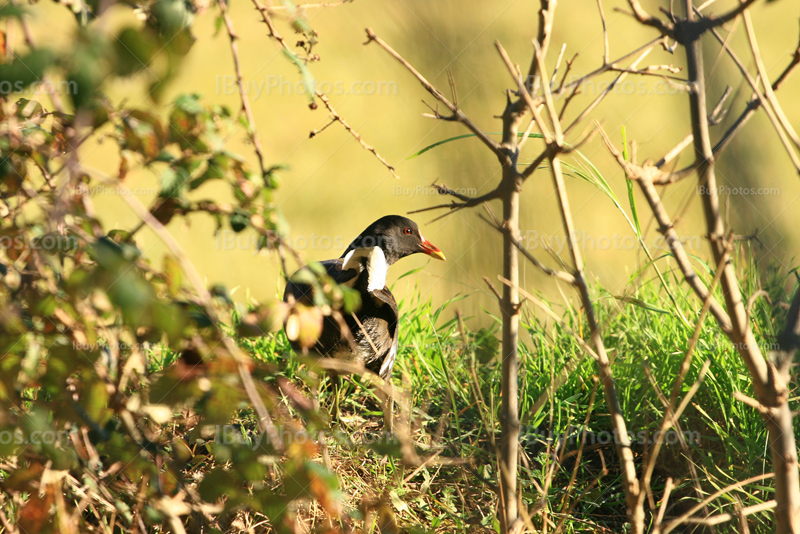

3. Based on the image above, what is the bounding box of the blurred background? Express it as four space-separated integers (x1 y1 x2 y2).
25 0 800 326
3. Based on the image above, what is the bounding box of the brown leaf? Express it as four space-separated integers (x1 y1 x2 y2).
285 304 323 349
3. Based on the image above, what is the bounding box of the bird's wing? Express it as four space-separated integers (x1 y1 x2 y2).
372 287 399 380
283 259 359 304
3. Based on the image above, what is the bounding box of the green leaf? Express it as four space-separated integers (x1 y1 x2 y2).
282 49 316 102
0 49 55 92
621 126 641 236
229 209 250 233
160 166 189 198
407 131 545 159
113 27 158 77
0 4 27 19
615 296 670 314
562 155 641 240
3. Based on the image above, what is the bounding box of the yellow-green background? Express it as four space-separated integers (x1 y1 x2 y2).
24 0 800 323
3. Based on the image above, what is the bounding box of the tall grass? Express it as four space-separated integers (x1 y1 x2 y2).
193 245 797 532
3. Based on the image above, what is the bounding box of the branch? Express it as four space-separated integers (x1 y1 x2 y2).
742 10 800 150
597 0 610 64
534 40 564 147
114 186 286 453
546 147 642 527
663 26 800 180
621 0 675 36
524 0 558 92
314 92 398 178
596 124 734 333
480 212 576 285
495 41 553 144
706 24 800 173
219 0 269 180
704 0 760 29
661 473 775 533
564 44 657 136
431 183 501 208
248 0 398 177
364 28 507 165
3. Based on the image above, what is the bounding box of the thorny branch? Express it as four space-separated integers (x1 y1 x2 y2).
364 28 508 166
313 92 399 178
248 0 398 177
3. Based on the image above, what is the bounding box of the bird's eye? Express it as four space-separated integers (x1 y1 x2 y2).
403 228 412 235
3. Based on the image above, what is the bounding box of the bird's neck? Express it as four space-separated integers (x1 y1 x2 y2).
341 246 388 292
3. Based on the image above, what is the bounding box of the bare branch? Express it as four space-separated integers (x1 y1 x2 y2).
524 0 558 92
656 134 693 169
549 43 568 89
315 92 398 178
496 41 553 144
704 0 760 29
597 0 610 64
482 213 577 285
619 0 675 36
564 45 656 136
534 40 564 146
742 10 800 150
596 124 734 332
705 25 800 173
364 28 507 164
654 478 674 531
219 0 269 180
114 185 285 453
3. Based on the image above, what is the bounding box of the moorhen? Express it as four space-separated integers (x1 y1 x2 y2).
283 215 445 380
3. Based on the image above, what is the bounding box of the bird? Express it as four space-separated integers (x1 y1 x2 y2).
282 215 445 382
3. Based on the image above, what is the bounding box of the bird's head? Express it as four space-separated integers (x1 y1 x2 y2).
342 215 446 265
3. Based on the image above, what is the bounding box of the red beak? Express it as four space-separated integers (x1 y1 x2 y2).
420 238 446 261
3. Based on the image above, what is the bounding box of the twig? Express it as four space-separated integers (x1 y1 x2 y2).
219 0 271 184
597 0 610 64
622 0 675 37
315 92 398 178
669 501 776 529
496 41 553 144
549 44 568 89
114 185 285 453
564 45 656 136
365 28 507 164
654 478 674 532
481 212 576 285
705 24 800 173
660 473 774 534
534 40 564 146
742 10 800 150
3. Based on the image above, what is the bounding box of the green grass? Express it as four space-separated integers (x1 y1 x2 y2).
161 246 797 533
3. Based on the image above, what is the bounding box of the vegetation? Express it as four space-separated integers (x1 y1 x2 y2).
1 0 800 533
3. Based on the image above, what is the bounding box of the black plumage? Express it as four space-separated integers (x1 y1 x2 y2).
283 215 445 380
